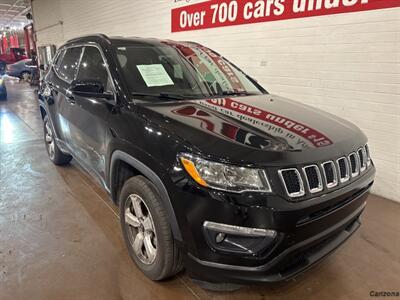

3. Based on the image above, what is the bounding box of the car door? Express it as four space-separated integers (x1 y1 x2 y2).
46 46 83 147
65 45 115 181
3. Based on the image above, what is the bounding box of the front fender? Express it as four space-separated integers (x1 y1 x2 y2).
109 148 183 241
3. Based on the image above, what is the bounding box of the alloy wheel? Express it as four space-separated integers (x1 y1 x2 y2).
45 121 55 160
124 194 158 265
21 72 30 81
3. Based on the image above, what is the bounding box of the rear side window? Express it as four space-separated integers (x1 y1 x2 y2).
57 47 82 82
76 46 111 91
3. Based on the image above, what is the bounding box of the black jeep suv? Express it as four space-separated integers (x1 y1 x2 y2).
38 34 375 285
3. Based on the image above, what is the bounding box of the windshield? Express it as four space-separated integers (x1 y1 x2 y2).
114 41 266 100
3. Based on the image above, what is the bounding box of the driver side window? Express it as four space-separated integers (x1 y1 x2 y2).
57 47 82 82
76 46 112 92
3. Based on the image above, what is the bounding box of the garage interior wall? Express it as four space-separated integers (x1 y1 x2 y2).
31 0 400 202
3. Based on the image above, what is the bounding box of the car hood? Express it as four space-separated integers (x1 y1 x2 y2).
137 94 367 165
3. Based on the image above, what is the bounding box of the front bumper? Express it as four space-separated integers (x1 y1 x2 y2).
170 163 375 284
186 201 363 284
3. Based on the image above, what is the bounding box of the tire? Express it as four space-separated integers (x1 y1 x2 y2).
119 176 183 280
43 116 72 165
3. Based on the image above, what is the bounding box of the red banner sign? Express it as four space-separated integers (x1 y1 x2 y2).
172 0 400 32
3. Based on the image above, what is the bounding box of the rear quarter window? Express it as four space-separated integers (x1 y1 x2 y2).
53 49 65 70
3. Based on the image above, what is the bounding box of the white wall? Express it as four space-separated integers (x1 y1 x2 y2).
31 0 400 202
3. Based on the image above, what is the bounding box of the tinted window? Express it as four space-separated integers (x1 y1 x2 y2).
14 48 25 56
57 47 82 82
53 50 65 69
77 46 111 91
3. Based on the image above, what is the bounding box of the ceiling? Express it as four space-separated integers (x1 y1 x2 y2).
0 0 31 30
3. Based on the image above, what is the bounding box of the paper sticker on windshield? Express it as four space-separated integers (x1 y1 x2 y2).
136 64 174 87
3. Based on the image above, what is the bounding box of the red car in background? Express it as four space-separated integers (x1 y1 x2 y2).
0 48 28 65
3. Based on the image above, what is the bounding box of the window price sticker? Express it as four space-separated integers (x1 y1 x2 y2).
137 64 174 87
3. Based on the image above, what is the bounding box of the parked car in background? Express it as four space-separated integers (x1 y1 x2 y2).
6 59 38 81
0 47 27 65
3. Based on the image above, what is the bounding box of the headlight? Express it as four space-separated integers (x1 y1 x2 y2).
179 154 271 193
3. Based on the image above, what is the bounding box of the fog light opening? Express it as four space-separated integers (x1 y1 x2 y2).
203 221 278 256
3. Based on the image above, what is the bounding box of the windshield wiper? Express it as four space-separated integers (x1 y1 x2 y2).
131 92 186 100
221 90 259 97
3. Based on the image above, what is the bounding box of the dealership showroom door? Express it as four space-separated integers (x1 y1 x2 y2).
0 0 399 299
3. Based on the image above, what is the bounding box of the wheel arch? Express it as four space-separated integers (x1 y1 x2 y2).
20 70 31 75
110 150 183 241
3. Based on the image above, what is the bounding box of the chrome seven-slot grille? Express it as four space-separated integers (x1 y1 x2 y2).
279 145 371 198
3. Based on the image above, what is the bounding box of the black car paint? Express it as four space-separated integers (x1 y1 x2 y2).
38 34 375 284
0 76 7 99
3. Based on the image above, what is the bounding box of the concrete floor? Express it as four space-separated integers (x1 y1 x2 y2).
0 79 399 300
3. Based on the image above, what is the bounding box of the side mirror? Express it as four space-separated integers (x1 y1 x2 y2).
70 80 113 100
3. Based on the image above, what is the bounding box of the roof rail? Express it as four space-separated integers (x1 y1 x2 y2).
180 41 203 46
66 33 110 44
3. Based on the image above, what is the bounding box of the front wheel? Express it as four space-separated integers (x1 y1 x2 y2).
119 176 183 280
43 116 72 165
20 71 31 81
